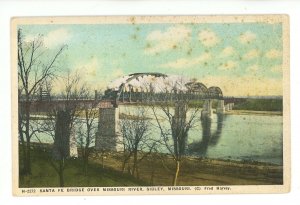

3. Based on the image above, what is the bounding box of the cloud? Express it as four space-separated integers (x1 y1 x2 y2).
76 58 99 77
72 57 127 91
51 57 99 94
147 25 191 42
243 49 260 60
160 52 212 69
238 31 256 44
218 60 238 71
265 49 282 59
271 64 282 73
112 69 124 78
43 28 71 48
198 29 220 47
219 46 235 57
145 25 191 55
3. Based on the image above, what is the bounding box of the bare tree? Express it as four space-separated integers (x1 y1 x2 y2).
18 29 66 175
76 90 99 176
150 81 201 186
37 71 87 187
120 106 155 178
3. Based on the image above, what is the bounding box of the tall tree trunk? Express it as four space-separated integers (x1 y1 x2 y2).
132 150 138 176
122 153 131 173
25 140 31 175
121 160 126 173
172 160 180 186
18 113 27 174
24 100 31 175
59 159 65 187
150 169 155 185
84 152 89 176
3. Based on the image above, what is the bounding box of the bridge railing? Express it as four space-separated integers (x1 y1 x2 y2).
102 90 224 105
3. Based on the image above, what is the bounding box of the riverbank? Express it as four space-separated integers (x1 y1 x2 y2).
19 148 147 188
90 151 283 186
19 146 283 187
30 109 283 121
224 110 283 116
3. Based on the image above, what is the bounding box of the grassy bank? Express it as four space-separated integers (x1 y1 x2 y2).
20 146 283 187
19 148 148 188
232 98 282 112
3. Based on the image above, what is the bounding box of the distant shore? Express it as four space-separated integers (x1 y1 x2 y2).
225 110 283 116
29 109 283 121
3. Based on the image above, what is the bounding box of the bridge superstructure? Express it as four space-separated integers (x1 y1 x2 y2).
95 72 234 152
103 72 224 107
20 72 236 154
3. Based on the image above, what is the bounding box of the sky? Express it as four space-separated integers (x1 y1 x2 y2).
19 21 284 97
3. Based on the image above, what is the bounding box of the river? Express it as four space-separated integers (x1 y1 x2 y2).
30 105 283 165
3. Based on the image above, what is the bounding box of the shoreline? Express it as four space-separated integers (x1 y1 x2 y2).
224 110 282 116
29 141 282 167
20 144 283 186
91 151 283 186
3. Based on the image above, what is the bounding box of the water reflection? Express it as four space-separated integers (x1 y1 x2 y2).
188 113 225 156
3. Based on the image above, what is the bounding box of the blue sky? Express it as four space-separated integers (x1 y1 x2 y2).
19 21 284 96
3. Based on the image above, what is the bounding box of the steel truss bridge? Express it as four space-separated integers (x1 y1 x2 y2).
19 72 243 112
103 72 224 107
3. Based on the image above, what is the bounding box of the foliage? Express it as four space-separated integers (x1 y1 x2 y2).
233 98 283 111
19 147 147 187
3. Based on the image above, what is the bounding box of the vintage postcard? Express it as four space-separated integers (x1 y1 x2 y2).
11 15 290 196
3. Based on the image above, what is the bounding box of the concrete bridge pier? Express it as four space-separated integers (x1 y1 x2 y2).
229 102 234 110
52 110 78 160
216 99 225 114
225 102 234 111
69 127 78 158
173 102 188 150
95 103 123 152
201 99 213 119
173 102 187 128
225 104 230 111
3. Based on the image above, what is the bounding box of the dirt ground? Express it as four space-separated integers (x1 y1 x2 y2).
90 152 283 186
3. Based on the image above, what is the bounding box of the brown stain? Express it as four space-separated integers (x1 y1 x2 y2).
130 16 136 25
187 48 193 56
131 34 138 40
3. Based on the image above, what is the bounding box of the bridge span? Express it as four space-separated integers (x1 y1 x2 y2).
20 72 238 154
95 72 235 152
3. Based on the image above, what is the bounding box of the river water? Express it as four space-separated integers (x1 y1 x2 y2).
119 105 283 165
30 105 283 165
187 113 283 165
